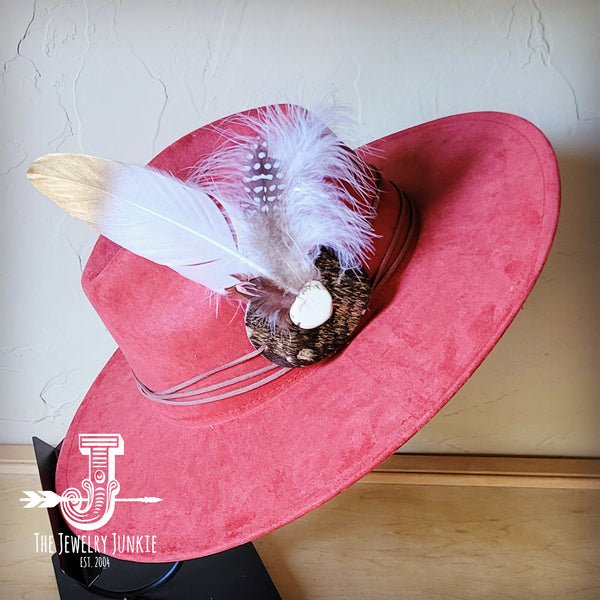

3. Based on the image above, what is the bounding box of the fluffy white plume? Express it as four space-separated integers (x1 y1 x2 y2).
191 105 378 296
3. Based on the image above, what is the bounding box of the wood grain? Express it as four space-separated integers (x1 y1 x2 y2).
255 483 600 600
363 454 600 488
0 473 59 600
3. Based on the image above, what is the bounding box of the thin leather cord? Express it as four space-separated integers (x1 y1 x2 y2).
135 360 291 406
137 364 280 400
142 345 267 395
371 187 417 293
371 189 408 291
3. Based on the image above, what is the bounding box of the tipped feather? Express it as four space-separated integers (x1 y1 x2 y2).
27 153 268 291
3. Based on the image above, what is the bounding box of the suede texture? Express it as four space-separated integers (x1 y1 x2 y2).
55 111 560 562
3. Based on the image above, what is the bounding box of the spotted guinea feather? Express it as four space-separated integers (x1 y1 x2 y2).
190 105 378 304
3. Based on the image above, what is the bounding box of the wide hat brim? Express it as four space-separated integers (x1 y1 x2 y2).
55 111 559 562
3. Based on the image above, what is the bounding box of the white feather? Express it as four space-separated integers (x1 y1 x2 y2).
27 153 268 291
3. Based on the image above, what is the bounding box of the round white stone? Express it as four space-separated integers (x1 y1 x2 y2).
289 280 333 329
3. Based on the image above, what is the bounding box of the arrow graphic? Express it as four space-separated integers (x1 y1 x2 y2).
20 491 163 509
20 490 63 508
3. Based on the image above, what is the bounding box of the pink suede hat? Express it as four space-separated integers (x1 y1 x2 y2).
48 108 559 562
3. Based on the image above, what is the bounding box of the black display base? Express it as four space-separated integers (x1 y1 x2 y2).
50 542 281 599
33 437 282 599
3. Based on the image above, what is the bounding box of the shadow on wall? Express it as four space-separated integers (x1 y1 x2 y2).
553 152 600 390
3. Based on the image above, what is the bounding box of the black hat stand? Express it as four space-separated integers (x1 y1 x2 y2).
32 437 282 599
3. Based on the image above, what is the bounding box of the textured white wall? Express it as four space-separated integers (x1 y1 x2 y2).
1 0 598 454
